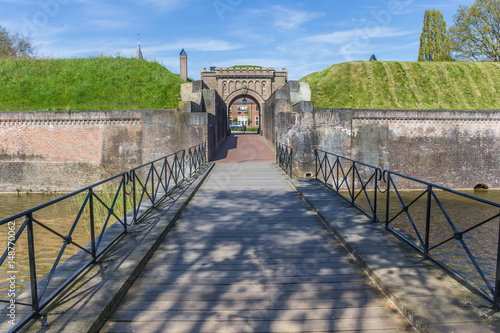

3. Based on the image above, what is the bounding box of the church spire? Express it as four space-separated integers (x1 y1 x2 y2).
136 35 143 60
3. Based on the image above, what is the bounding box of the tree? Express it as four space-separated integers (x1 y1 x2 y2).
244 108 252 127
449 0 500 62
0 25 34 58
418 9 452 62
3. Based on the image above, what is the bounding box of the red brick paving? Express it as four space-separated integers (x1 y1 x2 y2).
212 133 275 164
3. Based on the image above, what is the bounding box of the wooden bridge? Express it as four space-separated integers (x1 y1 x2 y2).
2 134 500 333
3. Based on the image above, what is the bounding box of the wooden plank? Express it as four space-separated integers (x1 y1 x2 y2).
101 317 412 333
111 298 394 312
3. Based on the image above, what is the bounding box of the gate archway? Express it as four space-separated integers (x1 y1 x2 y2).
200 66 288 135
226 89 263 131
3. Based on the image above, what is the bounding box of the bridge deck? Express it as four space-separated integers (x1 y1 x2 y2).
101 162 413 332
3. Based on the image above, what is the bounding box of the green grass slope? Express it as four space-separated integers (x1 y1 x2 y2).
0 57 185 111
300 61 500 110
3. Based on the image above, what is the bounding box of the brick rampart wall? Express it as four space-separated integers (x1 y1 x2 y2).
0 110 207 192
277 108 500 190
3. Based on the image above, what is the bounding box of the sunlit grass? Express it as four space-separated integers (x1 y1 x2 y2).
300 61 500 110
0 55 185 111
73 183 135 235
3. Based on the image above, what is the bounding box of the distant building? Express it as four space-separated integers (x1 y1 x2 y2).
136 36 143 60
229 99 260 128
180 49 188 81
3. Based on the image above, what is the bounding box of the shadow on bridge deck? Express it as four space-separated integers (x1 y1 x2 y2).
100 163 414 333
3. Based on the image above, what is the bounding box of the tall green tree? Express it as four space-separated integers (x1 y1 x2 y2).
418 9 452 62
449 0 500 62
0 25 34 58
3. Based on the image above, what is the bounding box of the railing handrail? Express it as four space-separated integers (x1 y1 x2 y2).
315 149 382 222
276 142 293 178
383 169 500 208
0 142 208 332
316 149 383 179
0 172 129 225
129 151 183 174
0 143 207 225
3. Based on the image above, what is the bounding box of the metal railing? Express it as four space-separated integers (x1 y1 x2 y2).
315 150 382 222
383 170 500 312
129 152 186 225
314 149 500 311
188 143 207 178
0 143 207 332
276 142 293 178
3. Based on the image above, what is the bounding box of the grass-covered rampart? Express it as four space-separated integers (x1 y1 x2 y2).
0 56 184 111
300 61 500 110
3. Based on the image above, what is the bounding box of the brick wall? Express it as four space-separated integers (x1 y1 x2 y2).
0 110 208 192
180 81 228 159
276 108 500 189
351 110 500 189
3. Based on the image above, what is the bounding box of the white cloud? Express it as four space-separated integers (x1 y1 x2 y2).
301 27 415 44
150 39 243 52
249 5 323 30
86 19 128 30
217 57 292 69
272 5 324 30
141 0 187 11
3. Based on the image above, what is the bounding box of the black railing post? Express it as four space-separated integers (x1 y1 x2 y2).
276 142 278 164
189 148 193 178
373 170 378 223
175 155 180 185
494 212 500 310
315 150 318 179
351 162 356 204
167 157 170 189
181 152 184 180
289 147 293 179
385 173 391 231
122 176 128 233
336 156 340 192
179 152 183 182
132 171 137 224
181 150 186 180
151 165 155 205
424 185 432 259
26 213 40 315
89 188 97 262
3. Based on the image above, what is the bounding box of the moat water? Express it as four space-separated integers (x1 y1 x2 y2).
0 190 499 301
0 193 104 303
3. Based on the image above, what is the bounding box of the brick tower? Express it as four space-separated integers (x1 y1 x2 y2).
180 49 187 81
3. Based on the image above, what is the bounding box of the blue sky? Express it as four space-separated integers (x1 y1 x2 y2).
1 0 475 80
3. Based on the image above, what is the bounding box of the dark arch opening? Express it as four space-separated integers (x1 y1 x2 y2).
474 183 489 191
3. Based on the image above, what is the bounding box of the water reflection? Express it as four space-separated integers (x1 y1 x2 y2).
352 189 500 298
0 193 92 301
